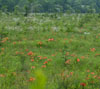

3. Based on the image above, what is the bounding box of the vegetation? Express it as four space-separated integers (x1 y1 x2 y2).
0 13 100 89
0 0 100 13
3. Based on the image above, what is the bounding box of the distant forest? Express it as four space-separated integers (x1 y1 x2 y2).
0 0 100 13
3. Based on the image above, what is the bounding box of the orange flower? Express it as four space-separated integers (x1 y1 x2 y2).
28 51 33 56
77 58 80 62
29 77 36 82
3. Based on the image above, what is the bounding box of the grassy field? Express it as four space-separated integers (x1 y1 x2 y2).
0 13 100 89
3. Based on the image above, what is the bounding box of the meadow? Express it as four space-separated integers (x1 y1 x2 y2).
0 13 100 89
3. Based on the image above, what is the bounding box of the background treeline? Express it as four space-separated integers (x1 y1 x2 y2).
0 0 100 13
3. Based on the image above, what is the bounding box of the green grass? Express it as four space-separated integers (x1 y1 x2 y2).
0 13 100 89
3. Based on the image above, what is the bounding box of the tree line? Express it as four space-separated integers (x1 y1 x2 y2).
0 0 100 13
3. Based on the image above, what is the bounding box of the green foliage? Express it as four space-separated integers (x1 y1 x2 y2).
0 0 100 13
30 70 46 89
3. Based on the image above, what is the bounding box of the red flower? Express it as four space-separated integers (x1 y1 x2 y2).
28 51 33 56
31 66 35 69
31 59 34 62
48 38 54 41
65 59 71 64
43 61 48 64
70 72 73 75
43 57 47 59
77 58 80 62
80 83 86 86
91 72 95 75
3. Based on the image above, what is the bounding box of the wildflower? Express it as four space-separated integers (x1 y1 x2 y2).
48 38 54 41
43 57 47 59
71 54 76 57
86 77 90 80
95 53 100 57
87 70 90 72
81 56 85 59
65 59 71 64
77 58 80 62
80 83 86 86
16 51 19 54
28 51 33 56
65 52 69 56
1 40 6 43
90 48 96 52
29 77 36 82
38 41 42 45
51 54 55 56
43 61 48 64
31 66 35 69
13 42 16 45
91 72 95 75
42 65 46 68
26 49 28 51
31 59 34 62
70 72 73 75
98 76 100 79
47 59 52 61
39 57 42 60
93 75 97 78
66 75 69 78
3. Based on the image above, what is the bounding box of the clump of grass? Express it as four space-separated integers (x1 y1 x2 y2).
30 69 47 89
